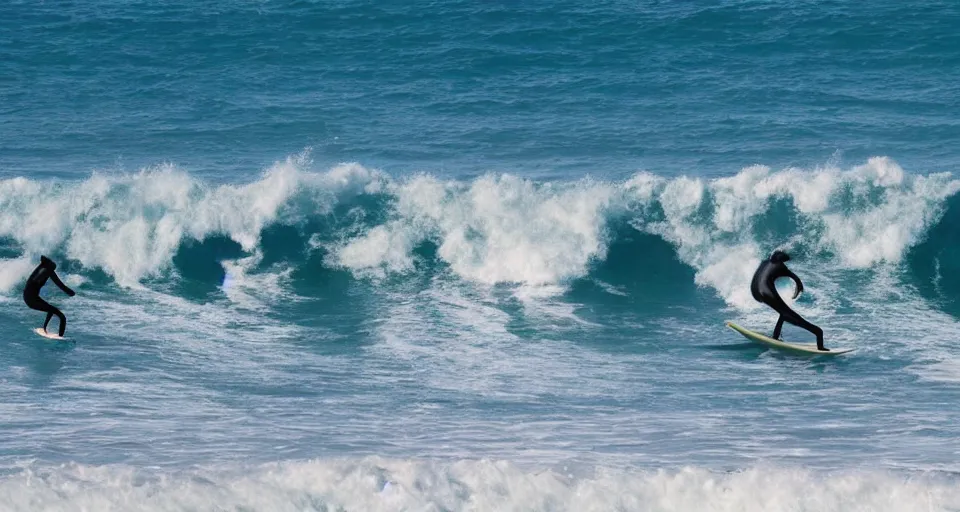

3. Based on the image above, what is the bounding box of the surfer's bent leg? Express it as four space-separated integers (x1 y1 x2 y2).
26 297 66 336
765 295 826 350
784 312 825 350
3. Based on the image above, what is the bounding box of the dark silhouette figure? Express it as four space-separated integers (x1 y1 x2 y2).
23 255 75 337
750 250 827 351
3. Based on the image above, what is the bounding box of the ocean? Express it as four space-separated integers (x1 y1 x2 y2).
2 1 960 510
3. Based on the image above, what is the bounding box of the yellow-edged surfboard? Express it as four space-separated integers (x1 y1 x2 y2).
725 321 853 355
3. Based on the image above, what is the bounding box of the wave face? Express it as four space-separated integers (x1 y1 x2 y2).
0 157 957 310
1 459 958 512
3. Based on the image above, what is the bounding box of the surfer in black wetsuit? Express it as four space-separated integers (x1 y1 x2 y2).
750 250 827 351
23 255 75 337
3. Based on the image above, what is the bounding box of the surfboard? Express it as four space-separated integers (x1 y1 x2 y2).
725 321 854 355
33 327 66 341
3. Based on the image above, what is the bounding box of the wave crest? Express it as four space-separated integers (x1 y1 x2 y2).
0 157 956 310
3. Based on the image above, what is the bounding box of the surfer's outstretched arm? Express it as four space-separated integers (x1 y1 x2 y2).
50 272 75 297
785 269 803 299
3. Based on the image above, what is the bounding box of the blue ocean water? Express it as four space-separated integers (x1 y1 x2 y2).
3 1 960 510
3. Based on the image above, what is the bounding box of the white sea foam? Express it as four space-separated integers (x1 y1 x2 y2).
0 257 35 294
0 459 957 512
333 173 618 285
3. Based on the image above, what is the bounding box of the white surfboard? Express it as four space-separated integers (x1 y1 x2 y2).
33 327 66 341
725 321 853 355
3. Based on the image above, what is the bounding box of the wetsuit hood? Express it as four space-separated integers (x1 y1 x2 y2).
770 250 790 263
40 255 56 270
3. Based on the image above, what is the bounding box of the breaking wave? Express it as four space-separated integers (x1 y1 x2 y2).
0 156 957 311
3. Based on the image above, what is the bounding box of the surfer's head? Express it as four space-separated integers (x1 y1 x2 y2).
40 255 56 270
770 250 790 263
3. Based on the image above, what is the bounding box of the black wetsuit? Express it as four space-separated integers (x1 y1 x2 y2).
23 256 75 337
750 251 826 351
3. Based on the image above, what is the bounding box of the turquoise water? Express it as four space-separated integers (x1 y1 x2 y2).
3 1 960 510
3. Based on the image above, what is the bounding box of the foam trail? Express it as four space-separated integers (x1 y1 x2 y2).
219 251 300 310
370 279 628 398
1 459 958 512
